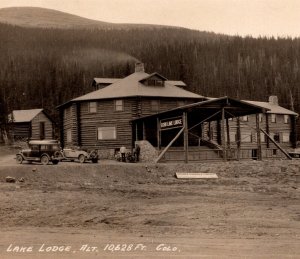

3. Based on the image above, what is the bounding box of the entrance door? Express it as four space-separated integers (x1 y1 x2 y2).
40 122 45 140
252 149 258 160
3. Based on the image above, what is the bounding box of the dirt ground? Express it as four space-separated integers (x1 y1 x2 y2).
0 150 299 258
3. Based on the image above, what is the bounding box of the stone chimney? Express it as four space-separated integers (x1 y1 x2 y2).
269 95 278 105
135 62 145 73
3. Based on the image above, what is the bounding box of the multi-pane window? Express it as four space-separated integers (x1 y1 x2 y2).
284 115 289 124
282 133 290 142
89 102 97 113
115 100 124 111
150 100 159 112
147 79 164 86
97 127 116 140
271 114 276 123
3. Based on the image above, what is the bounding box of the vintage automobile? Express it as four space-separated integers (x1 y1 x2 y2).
61 147 98 163
16 140 61 165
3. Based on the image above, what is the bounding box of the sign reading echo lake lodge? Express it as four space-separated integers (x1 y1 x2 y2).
160 116 183 130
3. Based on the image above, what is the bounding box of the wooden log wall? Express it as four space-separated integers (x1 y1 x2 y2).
11 123 30 139
62 97 200 151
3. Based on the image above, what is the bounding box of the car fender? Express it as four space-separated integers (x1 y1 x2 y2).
16 152 25 160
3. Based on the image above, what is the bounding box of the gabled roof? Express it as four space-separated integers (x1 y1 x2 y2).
93 78 121 84
243 100 298 116
8 109 43 123
139 72 168 82
73 71 203 102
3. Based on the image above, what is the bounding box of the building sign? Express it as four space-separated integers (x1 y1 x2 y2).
160 116 183 130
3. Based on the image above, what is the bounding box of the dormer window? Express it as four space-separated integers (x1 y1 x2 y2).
147 79 164 86
144 79 164 86
139 73 167 87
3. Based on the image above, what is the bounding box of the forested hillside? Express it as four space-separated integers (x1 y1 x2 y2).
0 22 299 133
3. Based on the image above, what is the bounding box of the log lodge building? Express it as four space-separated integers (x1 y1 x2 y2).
58 63 298 162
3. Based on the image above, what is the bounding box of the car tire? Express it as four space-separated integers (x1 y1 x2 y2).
41 155 49 165
52 160 59 165
78 154 85 163
16 154 23 164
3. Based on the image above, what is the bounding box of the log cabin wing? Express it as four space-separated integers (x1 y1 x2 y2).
8 109 54 141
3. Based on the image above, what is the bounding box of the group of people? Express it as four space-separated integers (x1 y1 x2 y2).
119 143 140 162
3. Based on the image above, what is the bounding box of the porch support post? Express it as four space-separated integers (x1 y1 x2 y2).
221 107 227 161
183 112 189 163
266 114 270 148
142 121 146 140
135 122 138 141
157 117 161 150
226 118 231 149
236 117 241 161
256 114 262 160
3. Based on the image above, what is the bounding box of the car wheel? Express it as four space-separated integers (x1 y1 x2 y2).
41 155 49 165
78 154 85 163
52 160 59 165
16 155 23 164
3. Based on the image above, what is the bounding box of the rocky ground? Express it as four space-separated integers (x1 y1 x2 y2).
0 149 299 258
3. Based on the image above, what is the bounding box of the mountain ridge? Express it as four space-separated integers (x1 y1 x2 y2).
0 6 186 31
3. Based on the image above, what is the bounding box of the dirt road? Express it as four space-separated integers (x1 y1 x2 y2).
0 154 299 258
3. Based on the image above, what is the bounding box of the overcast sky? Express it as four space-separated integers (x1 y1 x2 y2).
0 0 299 37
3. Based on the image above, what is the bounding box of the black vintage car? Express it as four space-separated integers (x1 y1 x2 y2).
16 140 62 165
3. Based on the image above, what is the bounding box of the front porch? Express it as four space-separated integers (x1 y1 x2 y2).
132 97 294 163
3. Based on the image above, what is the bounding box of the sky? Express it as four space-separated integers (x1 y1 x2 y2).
0 0 299 37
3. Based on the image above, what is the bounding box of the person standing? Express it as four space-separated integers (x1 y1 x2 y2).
135 143 140 162
120 145 126 162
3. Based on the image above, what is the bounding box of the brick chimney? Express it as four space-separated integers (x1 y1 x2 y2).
135 62 145 73
269 96 278 105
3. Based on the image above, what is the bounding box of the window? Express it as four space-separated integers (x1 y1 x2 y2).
241 115 248 122
273 149 277 156
150 100 159 112
282 133 290 142
260 132 266 143
284 115 289 124
89 102 97 113
147 79 164 86
273 133 280 143
271 114 276 123
259 113 263 123
31 145 39 151
115 100 124 111
67 129 72 143
97 127 116 140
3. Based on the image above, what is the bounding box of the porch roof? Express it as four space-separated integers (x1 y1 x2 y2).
132 96 268 123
